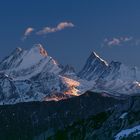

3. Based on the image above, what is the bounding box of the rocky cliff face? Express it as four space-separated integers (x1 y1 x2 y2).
78 52 108 80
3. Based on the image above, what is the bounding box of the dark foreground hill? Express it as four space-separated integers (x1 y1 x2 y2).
0 91 140 140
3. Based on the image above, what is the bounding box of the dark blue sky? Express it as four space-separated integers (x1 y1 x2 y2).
0 0 140 70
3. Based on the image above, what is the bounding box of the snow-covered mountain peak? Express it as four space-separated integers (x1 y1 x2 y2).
90 51 108 66
98 60 138 82
0 47 25 70
0 44 63 80
15 47 23 52
0 44 49 71
78 51 108 80
30 44 48 57
13 45 48 70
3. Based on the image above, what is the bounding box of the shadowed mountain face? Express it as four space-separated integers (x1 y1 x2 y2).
78 52 108 81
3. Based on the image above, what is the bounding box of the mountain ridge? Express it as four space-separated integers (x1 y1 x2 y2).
0 44 140 104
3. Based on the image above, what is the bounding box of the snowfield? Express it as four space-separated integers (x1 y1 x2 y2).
115 125 140 140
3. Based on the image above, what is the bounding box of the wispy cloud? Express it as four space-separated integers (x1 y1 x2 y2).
21 22 74 41
107 38 121 46
22 27 34 41
102 36 134 47
36 22 74 35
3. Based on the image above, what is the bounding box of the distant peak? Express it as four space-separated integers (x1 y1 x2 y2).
15 47 22 52
90 51 108 66
30 44 48 57
33 44 43 48
110 61 122 66
91 51 99 57
62 64 75 73
10 47 23 56
12 47 22 53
